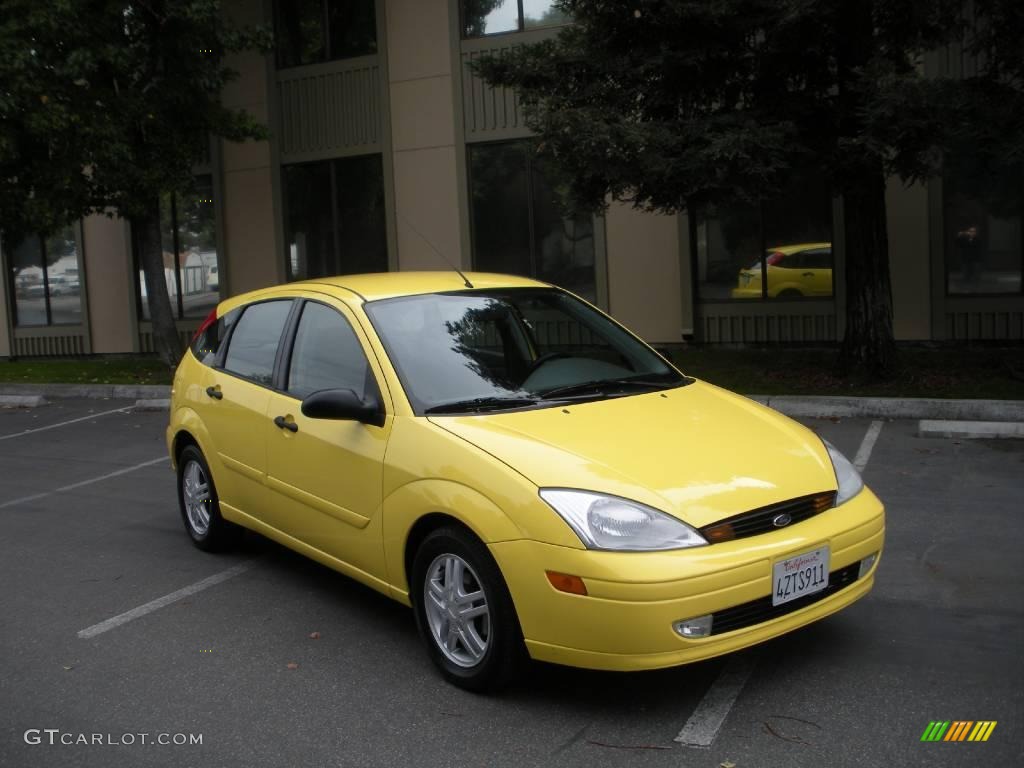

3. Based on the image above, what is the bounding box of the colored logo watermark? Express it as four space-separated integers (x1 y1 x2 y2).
921 721 997 742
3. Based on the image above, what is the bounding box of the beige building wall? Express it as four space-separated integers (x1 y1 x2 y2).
385 0 463 270
220 0 280 295
83 214 135 353
887 179 931 340
605 203 683 344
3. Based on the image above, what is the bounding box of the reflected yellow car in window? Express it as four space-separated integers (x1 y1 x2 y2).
167 272 882 691
731 242 833 298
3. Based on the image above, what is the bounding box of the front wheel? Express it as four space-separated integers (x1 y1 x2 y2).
411 526 523 692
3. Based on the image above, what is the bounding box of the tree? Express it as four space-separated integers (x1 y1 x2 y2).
0 0 270 366
473 0 1024 378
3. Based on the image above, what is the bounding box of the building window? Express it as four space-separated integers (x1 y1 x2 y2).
274 0 377 69
696 175 834 301
462 0 569 37
283 154 388 281
944 180 1023 296
468 141 596 302
7 224 84 327
136 175 220 321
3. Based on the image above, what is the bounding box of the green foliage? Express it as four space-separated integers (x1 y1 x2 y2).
473 0 1023 215
0 0 272 244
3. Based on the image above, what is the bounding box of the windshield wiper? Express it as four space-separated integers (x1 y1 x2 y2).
539 376 674 400
424 396 540 415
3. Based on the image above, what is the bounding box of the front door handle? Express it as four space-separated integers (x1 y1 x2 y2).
205 386 223 400
273 415 298 433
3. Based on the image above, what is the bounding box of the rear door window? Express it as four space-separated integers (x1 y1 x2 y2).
223 300 293 386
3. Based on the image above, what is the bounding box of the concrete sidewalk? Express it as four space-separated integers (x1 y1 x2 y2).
2 382 1023 421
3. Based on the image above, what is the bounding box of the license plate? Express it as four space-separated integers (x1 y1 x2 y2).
772 546 830 607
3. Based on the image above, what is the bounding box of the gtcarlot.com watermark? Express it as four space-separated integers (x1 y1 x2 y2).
24 729 202 747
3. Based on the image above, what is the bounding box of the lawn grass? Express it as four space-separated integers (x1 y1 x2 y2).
664 345 1024 400
0 357 172 385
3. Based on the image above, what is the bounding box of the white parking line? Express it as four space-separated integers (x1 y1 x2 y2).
0 456 168 510
675 653 757 747
853 420 885 472
78 560 259 639
0 406 131 441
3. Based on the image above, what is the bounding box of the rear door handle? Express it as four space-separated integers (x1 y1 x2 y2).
273 415 298 433
205 386 223 400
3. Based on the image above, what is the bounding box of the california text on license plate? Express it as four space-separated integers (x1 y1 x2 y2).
772 546 830 607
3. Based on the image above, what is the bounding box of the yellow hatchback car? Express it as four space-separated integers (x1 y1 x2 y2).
731 242 834 298
167 272 884 691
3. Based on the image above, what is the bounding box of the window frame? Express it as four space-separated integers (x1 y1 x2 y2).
133 176 222 322
272 0 379 70
6 223 86 328
466 139 598 301
281 154 389 282
942 186 1024 299
693 194 836 304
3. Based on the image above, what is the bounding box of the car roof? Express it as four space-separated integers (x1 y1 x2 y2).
768 242 832 254
217 271 552 315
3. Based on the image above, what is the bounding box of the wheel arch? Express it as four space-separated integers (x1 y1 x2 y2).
381 479 524 604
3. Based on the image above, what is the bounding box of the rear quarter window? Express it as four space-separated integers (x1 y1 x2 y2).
191 309 239 366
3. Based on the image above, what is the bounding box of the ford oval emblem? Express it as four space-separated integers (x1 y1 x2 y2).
772 513 793 528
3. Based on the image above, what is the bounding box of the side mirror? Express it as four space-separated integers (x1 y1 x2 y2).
300 388 385 427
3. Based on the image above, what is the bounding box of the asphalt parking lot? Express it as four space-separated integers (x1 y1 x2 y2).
1 399 1021 768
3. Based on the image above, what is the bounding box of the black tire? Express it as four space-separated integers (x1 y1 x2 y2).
411 526 524 692
777 288 803 298
176 445 240 552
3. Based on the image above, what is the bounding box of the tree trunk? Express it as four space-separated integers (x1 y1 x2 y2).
134 199 182 368
838 169 898 379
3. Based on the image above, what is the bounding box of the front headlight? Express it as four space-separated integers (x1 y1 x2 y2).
824 439 864 505
539 489 707 551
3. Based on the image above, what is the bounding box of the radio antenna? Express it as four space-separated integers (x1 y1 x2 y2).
397 212 473 288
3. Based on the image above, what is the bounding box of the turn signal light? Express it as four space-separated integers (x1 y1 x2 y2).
703 522 735 543
545 571 588 596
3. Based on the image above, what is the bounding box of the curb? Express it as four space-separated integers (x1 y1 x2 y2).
918 420 1024 439
0 394 46 409
133 399 171 412
0 383 170 400
748 395 1024 422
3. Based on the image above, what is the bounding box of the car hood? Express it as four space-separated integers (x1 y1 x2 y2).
428 381 837 529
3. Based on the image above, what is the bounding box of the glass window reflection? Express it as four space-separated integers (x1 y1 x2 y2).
697 174 833 301
137 175 221 321
463 0 569 37
469 141 597 302
8 224 83 327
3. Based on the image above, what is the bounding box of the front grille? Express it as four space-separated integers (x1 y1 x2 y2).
699 491 837 543
709 562 861 635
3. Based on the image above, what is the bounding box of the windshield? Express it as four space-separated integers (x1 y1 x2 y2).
364 288 688 414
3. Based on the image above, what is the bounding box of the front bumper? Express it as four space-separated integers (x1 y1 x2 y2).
490 487 884 671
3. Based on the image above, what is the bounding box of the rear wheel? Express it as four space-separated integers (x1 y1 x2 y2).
177 445 240 551
412 526 523 692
